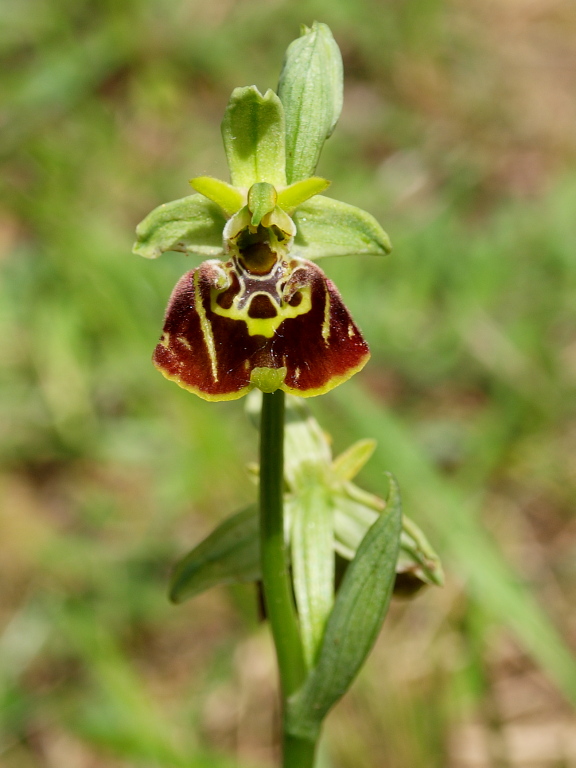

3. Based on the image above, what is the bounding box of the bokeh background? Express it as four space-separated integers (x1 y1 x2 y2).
2 0 576 766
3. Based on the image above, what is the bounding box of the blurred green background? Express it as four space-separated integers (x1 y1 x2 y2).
2 0 576 766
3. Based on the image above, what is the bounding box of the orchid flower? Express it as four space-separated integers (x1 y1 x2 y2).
133 26 390 401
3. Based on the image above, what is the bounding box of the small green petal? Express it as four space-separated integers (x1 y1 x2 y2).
133 194 226 259
276 177 331 213
221 86 287 188
332 439 377 482
291 195 392 259
189 176 245 217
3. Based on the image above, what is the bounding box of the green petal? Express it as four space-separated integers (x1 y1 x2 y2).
221 86 286 188
133 194 226 259
189 176 245 217
291 195 392 259
276 177 331 213
278 22 343 183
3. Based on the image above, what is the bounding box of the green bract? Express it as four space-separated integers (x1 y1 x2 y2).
169 395 443 601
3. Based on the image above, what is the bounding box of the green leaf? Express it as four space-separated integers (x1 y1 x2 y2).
290 485 335 668
221 86 286 188
189 176 244 216
133 194 226 259
169 506 260 603
291 195 392 259
286 475 402 740
278 22 343 184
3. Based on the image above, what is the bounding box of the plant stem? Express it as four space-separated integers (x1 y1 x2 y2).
259 390 315 767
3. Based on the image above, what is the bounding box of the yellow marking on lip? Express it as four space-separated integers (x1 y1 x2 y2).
177 335 192 350
322 290 331 344
211 284 313 338
194 270 219 382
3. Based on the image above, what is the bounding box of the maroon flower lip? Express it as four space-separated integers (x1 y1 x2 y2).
153 255 369 401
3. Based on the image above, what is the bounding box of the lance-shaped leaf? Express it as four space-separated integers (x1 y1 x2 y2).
169 505 260 603
153 259 370 401
278 22 343 184
133 195 227 260
222 86 286 188
286 475 402 741
290 484 335 668
292 195 392 259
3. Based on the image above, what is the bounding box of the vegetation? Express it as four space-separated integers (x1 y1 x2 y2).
1 1 576 766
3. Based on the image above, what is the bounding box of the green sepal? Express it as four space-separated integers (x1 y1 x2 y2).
278 22 343 183
291 195 392 259
221 86 287 188
133 194 226 259
285 475 402 741
189 176 244 217
276 177 331 213
168 505 260 603
290 485 335 668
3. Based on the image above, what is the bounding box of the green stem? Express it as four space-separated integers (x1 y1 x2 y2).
259 390 316 767
283 733 317 767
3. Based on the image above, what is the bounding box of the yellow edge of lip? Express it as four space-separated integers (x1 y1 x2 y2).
154 363 252 402
281 351 371 399
155 350 370 401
